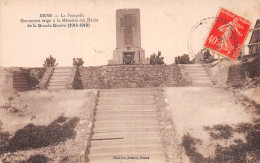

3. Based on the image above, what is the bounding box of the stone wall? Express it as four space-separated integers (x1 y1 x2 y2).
39 67 54 89
9 67 46 90
79 64 189 89
226 64 247 86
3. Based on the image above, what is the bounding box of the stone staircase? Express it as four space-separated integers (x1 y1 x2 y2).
87 88 166 163
180 64 212 86
13 71 31 92
48 67 72 90
226 64 247 86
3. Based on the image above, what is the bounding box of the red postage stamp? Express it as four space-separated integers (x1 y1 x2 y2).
204 8 251 61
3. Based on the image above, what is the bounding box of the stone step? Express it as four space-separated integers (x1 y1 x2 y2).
187 71 207 75
192 82 211 85
13 80 30 83
13 85 31 88
95 110 157 116
13 72 28 74
97 105 156 111
100 92 154 97
13 81 30 84
227 75 245 78
227 79 245 82
99 96 154 101
192 80 211 83
189 74 209 78
191 79 211 82
54 67 72 70
95 117 158 123
188 73 208 76
180 64 203 67
49 80 68 84
14 85 31 89
14 88 31 92
52 73 71 76
185 66 205 69
88 154 165 163
187 70 207 74
189 75 209 78
48 83 67 86
89 146 163 155
189 75 210 79
93 126 160 133
50 76 70 80
55 66 72 68
92 132 160 140
186 70 207 74
48 85 66 89
94 121 159 128
98 99 155 105
190 78 211 81
91 138 162 148
54 69 72 72
53 70 71 73
185 67 205 70
95 115 157 121
13 77 29 80
49 79 69 82
227 81 244 84
100 88 153 93
13 74 29 77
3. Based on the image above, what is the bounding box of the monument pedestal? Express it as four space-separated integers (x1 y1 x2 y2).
109 48 149 65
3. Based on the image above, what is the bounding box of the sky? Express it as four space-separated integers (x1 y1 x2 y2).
0 0 259 67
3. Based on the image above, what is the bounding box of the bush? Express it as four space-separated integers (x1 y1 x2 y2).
181 133 205 162
181 123 260 163
203 124 233 140
0 120 11 154
73 58 84 66
243 56 260 78
43 55 58 67
175 54 191 64
0 116 79 154
195 49 217 63
150 51 164 65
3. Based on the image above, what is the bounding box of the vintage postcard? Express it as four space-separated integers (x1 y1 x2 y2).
0 0 259 163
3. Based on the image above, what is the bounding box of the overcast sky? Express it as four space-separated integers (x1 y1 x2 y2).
0 0 259 67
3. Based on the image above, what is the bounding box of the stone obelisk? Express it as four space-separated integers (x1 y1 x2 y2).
108 9 149 65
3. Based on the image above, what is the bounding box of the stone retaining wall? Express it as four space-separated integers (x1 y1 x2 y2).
226 64 247 86
79 64 189 89
38 67 54 89
8 67 46 90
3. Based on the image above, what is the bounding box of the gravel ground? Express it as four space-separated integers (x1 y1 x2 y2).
0 89 97 163
154 88 184 163
165 86 252 161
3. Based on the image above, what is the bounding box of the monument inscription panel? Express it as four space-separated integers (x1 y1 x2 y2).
120 14 135 45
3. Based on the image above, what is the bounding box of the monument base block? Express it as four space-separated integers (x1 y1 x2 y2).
108 48 150 65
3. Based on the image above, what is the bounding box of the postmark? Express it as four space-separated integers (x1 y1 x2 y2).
204 8 251 61
187 16 232 59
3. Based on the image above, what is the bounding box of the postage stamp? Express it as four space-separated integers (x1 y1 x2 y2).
204 8 251 61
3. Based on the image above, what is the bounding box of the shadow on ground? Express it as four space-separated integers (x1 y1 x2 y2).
182 122 260 163
0 116 79 154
